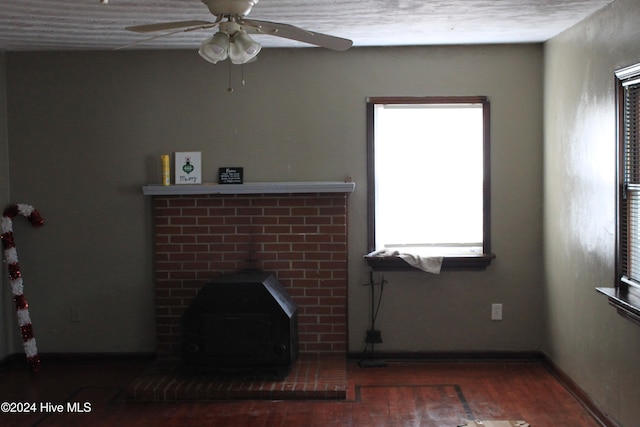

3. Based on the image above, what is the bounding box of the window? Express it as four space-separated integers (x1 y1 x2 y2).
365 96 494 271
619 69 640 289
597 64 640 324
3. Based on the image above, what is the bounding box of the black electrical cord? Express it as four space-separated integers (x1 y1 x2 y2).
372 275 386 326
362 271 386 355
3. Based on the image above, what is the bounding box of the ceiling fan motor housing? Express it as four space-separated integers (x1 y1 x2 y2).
202 0 259 16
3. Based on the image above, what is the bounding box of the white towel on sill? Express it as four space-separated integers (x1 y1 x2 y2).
367 249 443 274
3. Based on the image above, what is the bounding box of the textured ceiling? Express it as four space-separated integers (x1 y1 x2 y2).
0 0 614 51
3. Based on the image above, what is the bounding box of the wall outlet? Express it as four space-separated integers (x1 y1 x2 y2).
491 303 503 321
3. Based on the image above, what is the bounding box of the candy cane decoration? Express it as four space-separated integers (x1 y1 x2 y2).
1 204 44 372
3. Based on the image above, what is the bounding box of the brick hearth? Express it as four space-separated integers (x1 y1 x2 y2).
152 191 349 360
127 354 347 401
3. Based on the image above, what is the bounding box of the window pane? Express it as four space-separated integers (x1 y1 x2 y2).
373 103 484 255
627 189 640 282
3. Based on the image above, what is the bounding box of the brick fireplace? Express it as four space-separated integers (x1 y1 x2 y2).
147 183 352 361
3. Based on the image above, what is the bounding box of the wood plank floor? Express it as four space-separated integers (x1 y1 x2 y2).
0 358 601 426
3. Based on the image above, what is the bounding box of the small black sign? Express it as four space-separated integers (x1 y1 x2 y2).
218 167 244 184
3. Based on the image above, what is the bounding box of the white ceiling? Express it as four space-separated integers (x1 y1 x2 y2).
0 0 614 51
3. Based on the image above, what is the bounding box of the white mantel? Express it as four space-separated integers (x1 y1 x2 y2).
142 181 355 196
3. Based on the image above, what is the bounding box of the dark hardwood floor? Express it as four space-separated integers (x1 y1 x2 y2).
0 357 602 426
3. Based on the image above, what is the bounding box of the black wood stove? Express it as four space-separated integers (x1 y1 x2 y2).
182 272 298 375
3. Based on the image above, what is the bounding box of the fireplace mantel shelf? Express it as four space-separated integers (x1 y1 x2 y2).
142 181 355 196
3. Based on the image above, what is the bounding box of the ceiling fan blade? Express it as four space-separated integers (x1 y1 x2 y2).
126 20 215 33
116 22 217 50
241 19 352 51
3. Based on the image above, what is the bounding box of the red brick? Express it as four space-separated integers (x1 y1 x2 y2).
318 242 346 251
208 207 236 216
332 234 347 243
278 197 306 207
236 207 263 216
182 226 210 235
168 198 196 207
182 262 210 271
278 216 305 225
319 225 347 235
251 197 279 207
291 243 319 253
263 243 293 252
304 252 332 261
302 306 331 315
307 217 333 226
251 234 278 243
196 198 224 207
222 251 250 261
225 216 252 225
224 234 252 243
208 243 236 252
277 251 304 261
236 225 264 234
171 235 197 244
318 297 345 307
319 206 347 216
252 216 279 225
209 225 236 235
305 288 333 297
332 216 347 225
198 216 224 225
277 234 304 243
209 261 241 271
196 235 223 244
223 198 252 207
292 261 320 270
305 234 332 243
264 207 291 216
195 252 223 262
292 207 319 216
169 252 195 262
181 207 208 216
319 261 347 271
292 225 319 234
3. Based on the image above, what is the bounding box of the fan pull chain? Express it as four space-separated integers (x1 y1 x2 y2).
227 57 233 92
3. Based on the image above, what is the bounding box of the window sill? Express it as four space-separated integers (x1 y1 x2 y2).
364 253 495 271
596 287 640 326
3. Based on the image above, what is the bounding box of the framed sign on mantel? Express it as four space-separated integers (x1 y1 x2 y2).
218 167 244 184
175 152 202 185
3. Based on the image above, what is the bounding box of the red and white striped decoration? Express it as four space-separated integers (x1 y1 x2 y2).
1 204 44 372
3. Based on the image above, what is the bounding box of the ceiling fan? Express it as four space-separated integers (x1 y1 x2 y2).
125 0 353 64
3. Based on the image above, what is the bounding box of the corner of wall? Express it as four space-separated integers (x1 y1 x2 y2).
0 51 14 361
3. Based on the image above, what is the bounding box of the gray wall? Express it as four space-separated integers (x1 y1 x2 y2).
544 0 640 425
3 44 543 355
0 53 10 360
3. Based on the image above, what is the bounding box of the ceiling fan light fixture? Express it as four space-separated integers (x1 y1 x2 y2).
229 31 261 64
198 32 230 64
